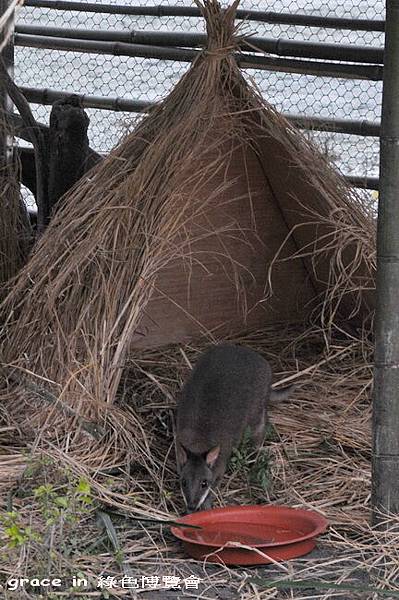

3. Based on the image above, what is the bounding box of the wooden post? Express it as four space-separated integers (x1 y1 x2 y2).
372 0 399 525
47 95 91 224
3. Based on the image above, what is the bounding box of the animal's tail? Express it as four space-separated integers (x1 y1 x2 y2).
270 384 295 403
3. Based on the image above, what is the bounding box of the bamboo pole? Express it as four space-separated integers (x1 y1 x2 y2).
287 115 380 137
22 0 385 32
17 85 381 137
346 175 379 190
372 0 399 525
15 24 384 65
14 34 383 81
20 86 153 113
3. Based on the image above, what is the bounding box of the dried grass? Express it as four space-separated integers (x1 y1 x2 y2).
0 1 394 598
0 117 31 299
1 327 397 599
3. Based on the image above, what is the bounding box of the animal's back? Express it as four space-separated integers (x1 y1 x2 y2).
177 344 272 453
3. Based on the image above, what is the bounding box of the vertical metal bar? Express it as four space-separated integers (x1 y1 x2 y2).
372 0 399 525
0 0 15 165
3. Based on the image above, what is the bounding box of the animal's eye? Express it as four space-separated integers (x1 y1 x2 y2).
201 480 208 489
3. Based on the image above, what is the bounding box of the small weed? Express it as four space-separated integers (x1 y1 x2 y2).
249 451 270 492
1 468 95 557
0 511 41 547
264 422 280 443
228 426 272 492
114 547 124 565
228 427 254 474
33 477 94 526
23 454 55 477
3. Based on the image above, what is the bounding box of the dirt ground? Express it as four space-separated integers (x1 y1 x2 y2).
102 534 387 600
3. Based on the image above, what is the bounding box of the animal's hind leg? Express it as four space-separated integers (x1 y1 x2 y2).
250 411 266 450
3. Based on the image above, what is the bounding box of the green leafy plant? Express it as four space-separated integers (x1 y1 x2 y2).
0 511 41 547
249 450 270 491
228 426 272 492
75 478 93 507
228 427 254 474
33 477 94 526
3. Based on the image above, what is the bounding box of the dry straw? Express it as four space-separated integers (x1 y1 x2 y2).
0 116 31 297
0 0 250 428
0 2 393 597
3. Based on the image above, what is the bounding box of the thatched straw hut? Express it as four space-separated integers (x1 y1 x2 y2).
0 0 374 440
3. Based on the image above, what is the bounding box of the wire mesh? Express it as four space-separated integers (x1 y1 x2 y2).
14 0 384 186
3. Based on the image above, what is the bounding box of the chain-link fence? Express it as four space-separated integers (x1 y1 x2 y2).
14 0 384 193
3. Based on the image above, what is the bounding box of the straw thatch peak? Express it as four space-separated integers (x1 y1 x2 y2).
196 0 242 57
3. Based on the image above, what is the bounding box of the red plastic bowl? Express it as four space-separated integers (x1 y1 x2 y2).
171 505 328 565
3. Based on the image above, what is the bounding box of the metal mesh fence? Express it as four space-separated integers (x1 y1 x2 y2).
14 0 383 187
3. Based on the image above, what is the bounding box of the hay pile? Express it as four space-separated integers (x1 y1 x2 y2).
0 121 31 296
0 1 394 598
2 326 398 598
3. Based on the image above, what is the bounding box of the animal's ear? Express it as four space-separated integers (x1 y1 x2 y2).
205 446 220 468
176 443 188 471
